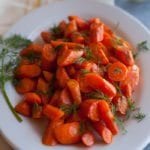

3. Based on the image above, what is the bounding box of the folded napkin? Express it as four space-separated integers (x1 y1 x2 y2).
0 0 114 149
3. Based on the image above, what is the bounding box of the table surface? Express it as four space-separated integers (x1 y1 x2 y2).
116 1 150 149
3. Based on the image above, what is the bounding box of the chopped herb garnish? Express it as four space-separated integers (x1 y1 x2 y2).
50 25 62 39
54 44 64 51
60 104 79 115
75 57 86 64
80 69 90 75
86 90 109 101
0 34 32 122
84 47 94 60
134 40 150 58
133 112 146 122
79 121 86 134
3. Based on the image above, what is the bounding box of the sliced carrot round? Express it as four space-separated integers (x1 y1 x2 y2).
108 62 127 81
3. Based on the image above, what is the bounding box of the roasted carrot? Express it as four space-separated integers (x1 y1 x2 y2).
51 40 84 49
42 71 53 82
90 23 104 43
15 78 36 94
43 104 64 120
20 43 43 56
54 122 81 144
112 95 128 115
16 64 41 78
56 67 70 88
98 100 119 135
37 78 49 94
108 62 128 81
64 20 77 37
71 32 85 44
32 104 42 119
80 100 99 121
67 79 81 105
79 73 116 98
59 20 67 32
90 43 109 65
81 132 95 146
68 15 88 30
92 122 112 144
15 101 31 117
24 92 41 104
121 83 132 98
49 90 60 106
57 48 84 67
42 120 63 146
41 31 52 43
41 44 56 71
58 88 72 106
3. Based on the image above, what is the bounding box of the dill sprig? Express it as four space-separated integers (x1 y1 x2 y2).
133 112 146 122
86 90 109 101
0 34 31 122
60 104 79 115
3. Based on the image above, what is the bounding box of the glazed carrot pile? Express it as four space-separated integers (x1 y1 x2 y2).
14 16 139 146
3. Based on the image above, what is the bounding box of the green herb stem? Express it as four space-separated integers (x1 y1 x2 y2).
1 84 22 122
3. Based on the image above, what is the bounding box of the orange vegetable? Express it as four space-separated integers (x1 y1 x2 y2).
79 73 116 98
20 43 43 56
32 104 42 119
57 47 84 66
108 62 128 81
58 88 72 106
16 64 41 78
98 100 119 135
41 44 56 71
42 120 63 146
90 43 109 65
90 23 104 43
112 95 128 115
81 132 95 146
54 122 81 144
37 78 49 94
113 45 134 66
80 100 99 121
51 40 84 49
49 90 60 106
43 104 64 120
92 122 112 144
15 78 36 94
71 32 84 44
42 71 53 82
24 92 41 104
59 20 67 32
15 101 31 116
68 15 88 30
64 20 77 37
67 79 81 105
56 67 70 88
41 31 52 43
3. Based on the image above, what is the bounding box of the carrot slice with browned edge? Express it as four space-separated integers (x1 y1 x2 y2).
79 99 99 121
41 44 56 71
15 78 36 94
92 122 112 144
81 132 95 146
98 100 119 135
42 120 63 146
24 92 41 104
15 101 31 117
42 71 53 82
54 122 81 144
108 62 128 81
43 104 64 120
16 64 41 78
67 79 82 105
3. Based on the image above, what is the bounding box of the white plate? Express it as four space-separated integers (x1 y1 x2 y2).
0 0 150 150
